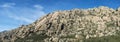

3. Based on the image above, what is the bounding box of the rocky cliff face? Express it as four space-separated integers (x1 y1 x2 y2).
0 6 120 42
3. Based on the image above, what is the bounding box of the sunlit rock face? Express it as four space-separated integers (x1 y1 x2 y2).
0 6 120 42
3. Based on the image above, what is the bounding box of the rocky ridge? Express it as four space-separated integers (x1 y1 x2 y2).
0 6 120 42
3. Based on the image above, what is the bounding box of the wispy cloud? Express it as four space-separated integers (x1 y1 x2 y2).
8 15 34 23
34 5 44 9
0 3 16 8
0 4 46 31
0 25 16 32
1 4 45 23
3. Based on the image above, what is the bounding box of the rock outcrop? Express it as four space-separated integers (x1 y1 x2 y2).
0 6 120 42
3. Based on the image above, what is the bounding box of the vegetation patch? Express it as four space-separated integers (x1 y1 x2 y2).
15 33 50 42
60 35 75 38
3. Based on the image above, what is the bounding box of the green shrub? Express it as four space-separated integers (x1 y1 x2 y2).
60 35 75 38
15 33 50 42
84 33 120 42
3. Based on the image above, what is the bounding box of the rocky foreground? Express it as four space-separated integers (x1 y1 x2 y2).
0 6 120 42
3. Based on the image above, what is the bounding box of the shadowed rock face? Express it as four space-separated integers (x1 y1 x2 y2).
0 6 120 42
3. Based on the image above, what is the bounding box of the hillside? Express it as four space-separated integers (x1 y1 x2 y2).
0 6 120 42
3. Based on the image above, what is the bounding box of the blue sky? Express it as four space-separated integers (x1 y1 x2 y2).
0 0 120 31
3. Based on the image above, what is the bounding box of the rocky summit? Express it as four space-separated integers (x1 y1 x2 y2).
0 6 120 42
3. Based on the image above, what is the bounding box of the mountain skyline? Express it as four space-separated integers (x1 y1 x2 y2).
0 0 120 31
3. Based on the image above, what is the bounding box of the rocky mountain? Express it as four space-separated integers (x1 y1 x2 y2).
0 6 120 42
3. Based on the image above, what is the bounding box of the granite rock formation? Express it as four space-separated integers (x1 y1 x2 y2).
0 6 120 42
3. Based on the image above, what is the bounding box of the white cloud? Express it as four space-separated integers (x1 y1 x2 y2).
8 15 34 23
34 4 44 9
0 4 45 23
0 25 16 32
7 8 45 23
0 4 46 31
0 3 16 8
